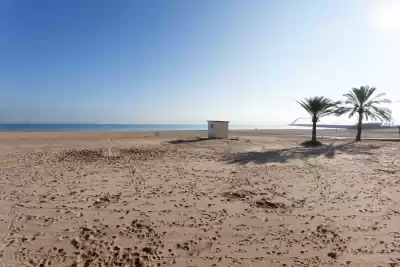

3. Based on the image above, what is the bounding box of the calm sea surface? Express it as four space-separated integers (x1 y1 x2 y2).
0 124 205 132
0 124 312 132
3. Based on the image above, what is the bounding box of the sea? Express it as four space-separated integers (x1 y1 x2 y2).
0 123 310 132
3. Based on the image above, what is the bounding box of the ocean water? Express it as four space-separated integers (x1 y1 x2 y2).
0 124 206 132
0 123 313 132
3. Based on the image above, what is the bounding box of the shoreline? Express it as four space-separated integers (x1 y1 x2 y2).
0 128 398 141
0 122 358 133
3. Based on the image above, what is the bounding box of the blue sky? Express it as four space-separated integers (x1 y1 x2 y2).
0 0 399 124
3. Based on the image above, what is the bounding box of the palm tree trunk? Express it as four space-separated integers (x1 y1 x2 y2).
312 116 317 142
356 112 363 141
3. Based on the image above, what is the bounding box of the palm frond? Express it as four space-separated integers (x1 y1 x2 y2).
367 106 392 121
297 96 340 120
297 100 313 116
367 92 386 103
343 91 359 105
354 86 369 105
334 106 352 116
364 86 377 102
364 98 391 109
339 86 392 121
348 105 359 119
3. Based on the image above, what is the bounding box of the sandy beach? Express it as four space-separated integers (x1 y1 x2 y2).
1 130 400 266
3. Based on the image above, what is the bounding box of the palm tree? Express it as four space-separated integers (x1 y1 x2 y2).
339 86 392 141
297 96 340 145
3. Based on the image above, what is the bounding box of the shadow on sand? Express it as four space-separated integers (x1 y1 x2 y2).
227 141 381 164
167 137 239 144
167 137 211 144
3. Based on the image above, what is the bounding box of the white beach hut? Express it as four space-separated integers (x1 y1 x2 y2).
207 120 229 139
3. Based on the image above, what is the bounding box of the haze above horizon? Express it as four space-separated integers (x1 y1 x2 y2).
1 0 400 124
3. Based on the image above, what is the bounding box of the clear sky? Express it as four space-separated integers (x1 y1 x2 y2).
1 0 399 124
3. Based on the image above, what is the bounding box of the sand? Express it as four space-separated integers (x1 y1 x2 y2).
0 131 400 266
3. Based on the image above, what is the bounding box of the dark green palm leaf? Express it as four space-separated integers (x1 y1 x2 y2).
297 96 340 120
340 85 392 122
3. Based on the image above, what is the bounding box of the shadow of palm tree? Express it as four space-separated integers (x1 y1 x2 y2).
227 141 380 164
